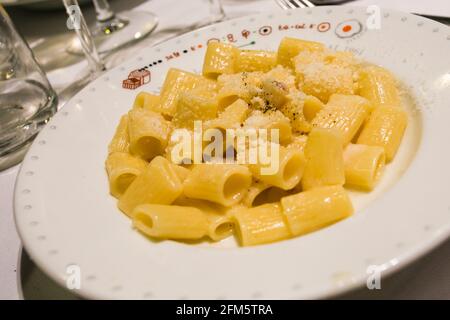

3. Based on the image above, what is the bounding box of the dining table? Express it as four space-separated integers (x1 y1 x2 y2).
1 0 449 299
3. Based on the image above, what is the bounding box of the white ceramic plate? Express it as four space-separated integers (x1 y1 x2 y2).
14 7 450 299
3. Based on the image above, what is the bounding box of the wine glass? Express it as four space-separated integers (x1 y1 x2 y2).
67 0 158 55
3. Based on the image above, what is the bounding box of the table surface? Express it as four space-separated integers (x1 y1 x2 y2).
1 0 450 300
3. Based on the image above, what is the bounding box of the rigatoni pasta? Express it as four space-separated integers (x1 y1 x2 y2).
357 106 408 162
106 36 409 246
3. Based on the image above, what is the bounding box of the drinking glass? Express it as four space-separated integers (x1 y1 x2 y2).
0 5 58 170
67 0 158 55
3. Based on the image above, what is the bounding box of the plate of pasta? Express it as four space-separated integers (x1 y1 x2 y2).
14 6 450 299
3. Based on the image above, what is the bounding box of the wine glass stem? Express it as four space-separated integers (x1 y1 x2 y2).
93 0 115 22
63 0 105 74
208 0 225 23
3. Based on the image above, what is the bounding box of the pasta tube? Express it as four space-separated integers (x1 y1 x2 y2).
311 94 371 145
343 144 386 190
159 68 217 116
233 203 291 246
128 108 171 161
235 50 277 73
118 156 183 216
303 95 325 122
358 65 400 107
241 180 271 207
183 164 252 206
132 204 208 240
105 152 148 198
280 185 353 236
277 37 325 69
132 92 161 112
174 197 233 241
108 115 129 154
301 128 345 190
249 145 305 190
173 89 218 129
356 106 407 162
202 42 239 78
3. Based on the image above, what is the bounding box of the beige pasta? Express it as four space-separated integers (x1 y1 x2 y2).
249 144 305 190
108 115 129 154
303 95 325 122
174 197 233 241
311 94 371 145
343 144 386 190
118 156 183 216
202 42 239 78
301 128 345 190
183 164 252 206
173 89 218 129
159 68 216 116
358 65 400 107
132 92 161 112
105 152 148 199
235 50 277 73
128 108 171 161
241 179 271 207
277 37 325 69
132 204 208 240
280 185 353 236
357 106 408 162
233 203 291 246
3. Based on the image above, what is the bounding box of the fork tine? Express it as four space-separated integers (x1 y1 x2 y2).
275 0 289 10
289 0 306 8
299 0 315 7
282 0 298 9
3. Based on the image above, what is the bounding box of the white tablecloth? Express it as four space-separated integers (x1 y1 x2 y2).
1 0 449 299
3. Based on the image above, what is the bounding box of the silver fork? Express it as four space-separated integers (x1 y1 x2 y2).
275 0 315 9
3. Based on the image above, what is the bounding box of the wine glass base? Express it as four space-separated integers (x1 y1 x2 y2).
68 11 158 55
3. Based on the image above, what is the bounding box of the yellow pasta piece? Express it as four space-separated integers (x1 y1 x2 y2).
241 180 271 207
233 203 291 246
277 37 325 69
243 110 292 144
281 185 353 236
286 134 308 153
183 164 252 207
171 164 190 183
358 65 400 107
298 62 355 103
202 42 239 78
159 68 216 116
278 90 311 134
301 128 345 190
108 115 129 154
249 144 306 190
174 197 233 241
128 108 171 161
105 152 148 198
132 204 208 240
343 144 386 190
235 50 277 73
303 95 325 122
118 156 182 217
173 89 218 129
311 94 371 145
216 72 263 109
206 98 250 130
132 92 161 112
357 106 407 162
